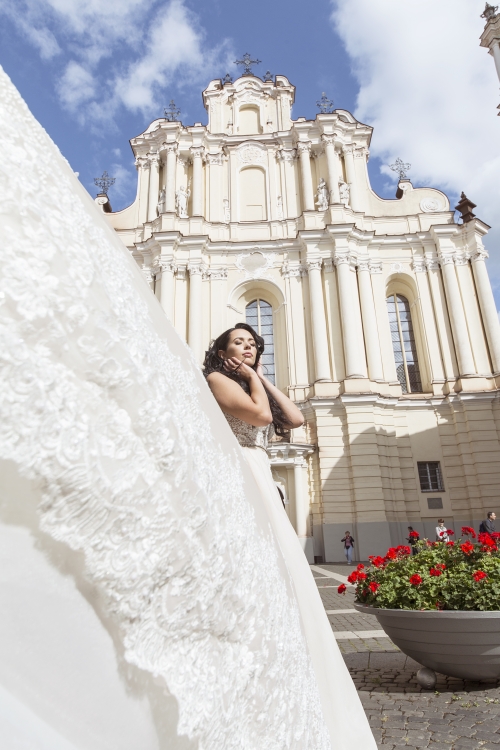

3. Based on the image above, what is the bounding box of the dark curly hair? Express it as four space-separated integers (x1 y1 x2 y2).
203 322 291 436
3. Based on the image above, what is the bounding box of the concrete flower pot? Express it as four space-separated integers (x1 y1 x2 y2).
354 603 500 681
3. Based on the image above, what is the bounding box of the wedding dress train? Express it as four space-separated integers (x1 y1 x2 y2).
0 66 376 749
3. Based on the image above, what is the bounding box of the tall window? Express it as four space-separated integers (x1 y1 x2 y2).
386 294 423 393
246 299 275 383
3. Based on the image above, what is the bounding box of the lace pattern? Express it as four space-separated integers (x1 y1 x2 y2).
224 413 273 450
0 67 331 750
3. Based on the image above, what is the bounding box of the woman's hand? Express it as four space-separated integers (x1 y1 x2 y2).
223 356 256 383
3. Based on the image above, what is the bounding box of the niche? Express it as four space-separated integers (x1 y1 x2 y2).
238 105 261 135
239 167 267 222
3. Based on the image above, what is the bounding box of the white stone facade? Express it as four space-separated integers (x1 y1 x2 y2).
102 72 500 563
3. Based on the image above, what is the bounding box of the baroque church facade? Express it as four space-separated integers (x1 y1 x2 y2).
99 69 500 563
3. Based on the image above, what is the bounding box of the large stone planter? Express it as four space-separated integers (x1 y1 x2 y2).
354 603 500 681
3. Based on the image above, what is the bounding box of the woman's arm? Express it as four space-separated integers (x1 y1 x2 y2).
256 365 304 429
207 361 272 427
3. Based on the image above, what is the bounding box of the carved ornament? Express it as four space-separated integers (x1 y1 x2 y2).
237 144 267 165
420 197 445 213
236 249 276 279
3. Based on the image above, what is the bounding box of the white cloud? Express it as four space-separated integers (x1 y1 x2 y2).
57 61 96 111
331 0 500 299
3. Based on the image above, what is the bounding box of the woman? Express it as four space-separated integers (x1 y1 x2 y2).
341 531 355 565
436 518 449 542
204 324 377 748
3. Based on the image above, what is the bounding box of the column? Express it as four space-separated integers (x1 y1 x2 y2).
294 458 309 538
188 263 204 362
297 141 315 211
322 134 340 204
159 260 176 321
163 144 178 213
471 250 500 372
492 40 500 78
357 261 384 381
439 255 476 376
190 147 205 217
412 260 445 383
334 253 366 377
306 260 331 382
135 157 149 226
342 144 360 211
147 153 160 222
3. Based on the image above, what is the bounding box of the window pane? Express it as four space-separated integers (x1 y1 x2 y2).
386 294 423 393
245 298 275 384
417 462 444 492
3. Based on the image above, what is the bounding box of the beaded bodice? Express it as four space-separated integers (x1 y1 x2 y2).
224 413 274 450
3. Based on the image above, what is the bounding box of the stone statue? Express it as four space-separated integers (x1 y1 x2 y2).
157 186 166 216
175 181 190 218
277 195 284 220
223 198 230 224
315 178 329 211
339 180 350 207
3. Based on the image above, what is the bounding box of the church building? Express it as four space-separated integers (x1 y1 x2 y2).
99 65 500 563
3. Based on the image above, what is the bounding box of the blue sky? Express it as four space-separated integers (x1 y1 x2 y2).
1 0 499 306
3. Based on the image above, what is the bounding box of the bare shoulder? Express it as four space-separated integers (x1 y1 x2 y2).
206 372 243 395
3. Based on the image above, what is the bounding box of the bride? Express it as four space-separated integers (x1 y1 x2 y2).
205 324 377 749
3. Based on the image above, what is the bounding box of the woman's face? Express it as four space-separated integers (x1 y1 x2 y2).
219 329 258 367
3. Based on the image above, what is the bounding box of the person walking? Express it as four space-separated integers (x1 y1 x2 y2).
407 526 420 555
480 512 496 535
341 531 355 565
435 519 449 542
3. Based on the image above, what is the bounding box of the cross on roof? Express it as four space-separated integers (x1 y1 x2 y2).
234 52 261 76
316 92 335 114
390 158 411 180
164 100 181 121
94 170 115 195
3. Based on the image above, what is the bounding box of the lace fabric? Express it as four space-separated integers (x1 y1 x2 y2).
224 413 274 450
0 66 332 749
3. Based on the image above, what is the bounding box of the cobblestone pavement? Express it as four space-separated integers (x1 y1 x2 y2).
313 563 500 749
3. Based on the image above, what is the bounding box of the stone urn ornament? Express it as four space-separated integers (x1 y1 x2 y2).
339 527 500 685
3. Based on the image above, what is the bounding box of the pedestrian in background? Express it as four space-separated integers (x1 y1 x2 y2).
435 519 449 542
341 531 355 565
479 512 496 535
407 526 420 555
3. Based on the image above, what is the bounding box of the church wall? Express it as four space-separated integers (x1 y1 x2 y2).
105 71 500 566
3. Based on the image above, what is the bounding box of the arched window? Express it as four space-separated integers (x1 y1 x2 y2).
246 299 275 383
386 294 423 393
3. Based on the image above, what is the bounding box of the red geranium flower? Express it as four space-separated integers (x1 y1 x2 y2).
439 531 446 537
446 529 454 536
397 545 412 556
461 526 476 539
385 547 397 561
472 570 487 582
357 572 367 581
429 568 442 577
460 541 474 555
409 574 423 586
369 556 386 568
446 541 455 547
347 571 358 584
357 564 365 571
369 582 380 593
409 531 420 538
337 583 347 594
491 532 500 540
436 563 446 570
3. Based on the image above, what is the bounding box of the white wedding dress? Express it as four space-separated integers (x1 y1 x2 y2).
0 66 376 749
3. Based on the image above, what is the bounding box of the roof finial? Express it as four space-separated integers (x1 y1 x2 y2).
390 157 411 180
481 3 498 21
163 99 181 122
455 192 477 223
234 52 261 76
316 92 335 114
94 170 115 195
